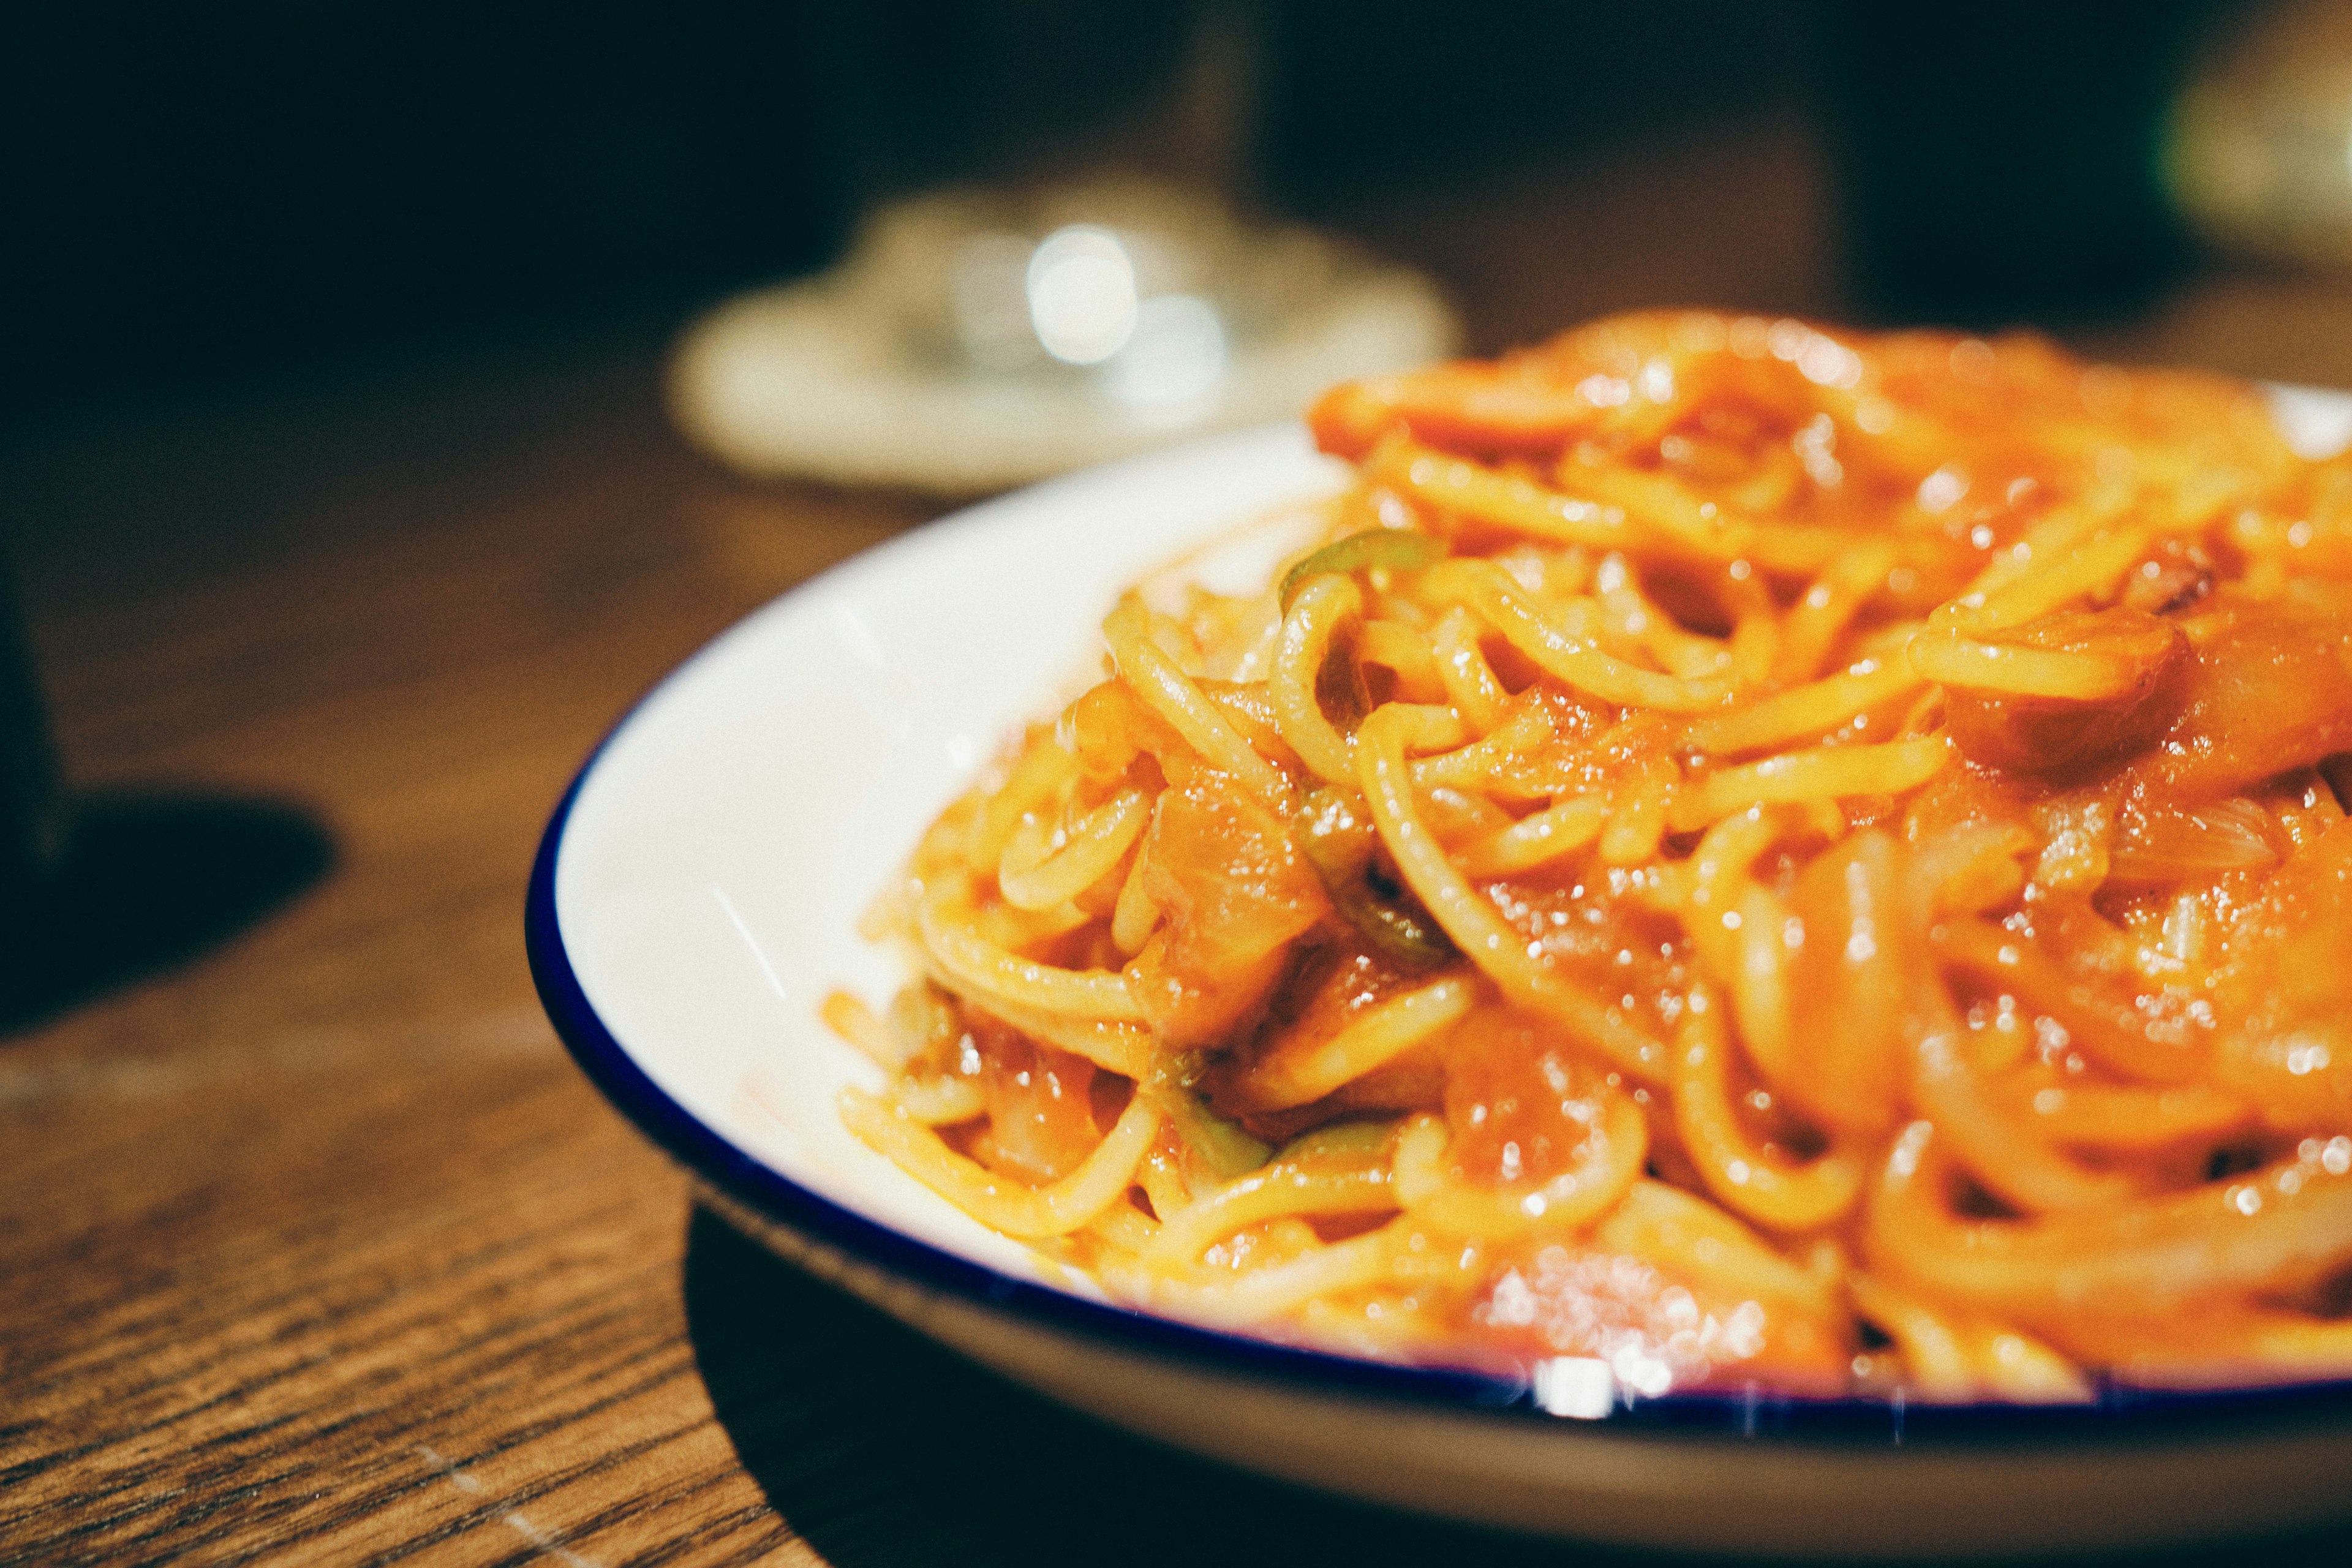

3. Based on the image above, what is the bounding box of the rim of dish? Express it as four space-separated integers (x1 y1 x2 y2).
525 422 2352 1447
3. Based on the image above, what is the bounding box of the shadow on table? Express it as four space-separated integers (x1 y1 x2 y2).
682 1207 2352 1568
0 790 333 1035
681 1207 1604 1568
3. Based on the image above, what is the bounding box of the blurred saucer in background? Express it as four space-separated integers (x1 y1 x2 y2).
668 177 1457 495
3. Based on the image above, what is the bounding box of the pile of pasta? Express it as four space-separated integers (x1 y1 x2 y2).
829 311 2352 1401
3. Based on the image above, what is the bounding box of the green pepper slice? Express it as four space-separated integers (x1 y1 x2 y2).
1147 1052 1273 1179
1278 529 1447 613
1296 787 1456 970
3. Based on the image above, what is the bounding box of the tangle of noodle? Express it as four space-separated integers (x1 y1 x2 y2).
834 311 2352 1401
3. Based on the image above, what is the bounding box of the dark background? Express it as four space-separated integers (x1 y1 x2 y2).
2 0 2236 439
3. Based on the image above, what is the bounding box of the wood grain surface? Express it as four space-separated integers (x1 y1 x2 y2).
9 117 2352 1566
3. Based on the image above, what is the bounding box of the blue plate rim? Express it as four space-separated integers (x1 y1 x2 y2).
524 435 2352 1450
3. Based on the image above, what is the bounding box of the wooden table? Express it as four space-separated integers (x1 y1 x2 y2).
10 117 2352 1565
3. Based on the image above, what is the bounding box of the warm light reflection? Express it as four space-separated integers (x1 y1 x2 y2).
1531 1355 1617 1419
1107 293 1227 407
1026 225 1139 365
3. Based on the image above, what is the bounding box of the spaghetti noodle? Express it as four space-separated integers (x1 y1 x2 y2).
831 311 2352 1400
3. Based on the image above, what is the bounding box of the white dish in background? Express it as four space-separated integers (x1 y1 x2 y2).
529 416 2352 1559
666 181 1460 496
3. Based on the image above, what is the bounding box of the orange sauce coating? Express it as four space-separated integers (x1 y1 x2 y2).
849 312 2352 1398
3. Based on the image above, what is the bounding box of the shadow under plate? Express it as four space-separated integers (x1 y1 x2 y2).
682 1206 2352 1568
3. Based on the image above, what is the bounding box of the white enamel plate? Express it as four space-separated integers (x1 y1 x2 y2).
530 418 2352 1559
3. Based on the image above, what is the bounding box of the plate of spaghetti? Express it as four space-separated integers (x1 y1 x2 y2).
530 311 2352 1557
